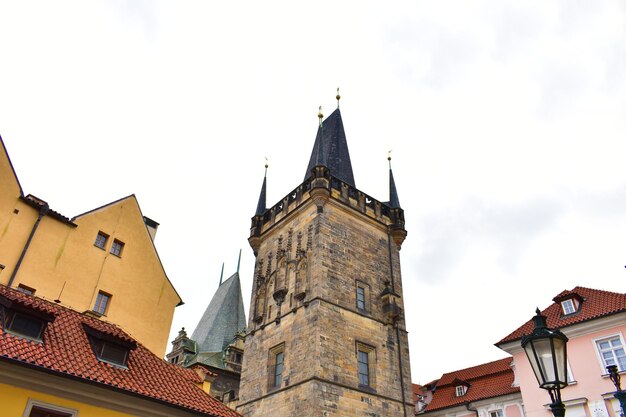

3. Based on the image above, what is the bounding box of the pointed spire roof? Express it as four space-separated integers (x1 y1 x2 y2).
255 164 268 215
191 272 246 353
304 108 355 187
388 157 401 208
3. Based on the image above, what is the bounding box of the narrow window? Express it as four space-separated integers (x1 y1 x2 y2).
268 343 285 389
561 299 575 315
357 286 366 310
17 284 36 295
94 231 108 250
110 239 124 257
93 291 111 315
596 336 626 371
358 349 370 386
356 342 375 388
355 281 370 313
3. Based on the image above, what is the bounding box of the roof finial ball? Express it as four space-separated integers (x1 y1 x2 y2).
388 150 392 168
318 106 323 127
336 87 341 108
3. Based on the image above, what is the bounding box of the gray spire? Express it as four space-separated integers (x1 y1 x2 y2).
255 164 268 215
304 108 355 187
388 157 401 208
191 272 247 353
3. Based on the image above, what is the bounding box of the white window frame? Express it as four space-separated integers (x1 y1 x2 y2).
455 385 467 396
592 332 626 373
489 409 504 417
566 360 576 384
561 299 575 315
22 399 78 417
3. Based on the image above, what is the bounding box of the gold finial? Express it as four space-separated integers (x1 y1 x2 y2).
336 87 341 108
318 106 323 126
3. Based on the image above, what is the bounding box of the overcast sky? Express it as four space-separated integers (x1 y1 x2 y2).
1 1 624 384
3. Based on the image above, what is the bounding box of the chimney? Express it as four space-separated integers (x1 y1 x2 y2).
143 216 159 241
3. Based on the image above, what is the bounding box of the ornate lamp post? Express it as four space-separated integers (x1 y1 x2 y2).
521 309 569 417
606 365 626 417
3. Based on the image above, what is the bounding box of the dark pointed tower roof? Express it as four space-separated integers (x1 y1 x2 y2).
190 272 246 353
255 165 267 215
388 157 401 208
304 108 355 187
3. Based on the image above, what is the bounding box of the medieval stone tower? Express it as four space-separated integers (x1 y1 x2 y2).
237 102 413 417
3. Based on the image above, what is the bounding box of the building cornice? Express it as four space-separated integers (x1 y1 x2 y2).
0 359 220 417
497 311 626 354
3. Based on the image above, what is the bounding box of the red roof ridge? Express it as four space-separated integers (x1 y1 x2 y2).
496 286 626 346
436 357 513 387
0 284 241 417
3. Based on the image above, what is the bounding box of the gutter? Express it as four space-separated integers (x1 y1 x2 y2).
466 402 479 417
8 201 49 287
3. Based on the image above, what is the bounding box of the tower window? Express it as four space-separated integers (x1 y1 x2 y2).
356 342 375 388
110 239 124 257
93 291 111 315
94 231 108 250
355 281 370 313
268 343 285 389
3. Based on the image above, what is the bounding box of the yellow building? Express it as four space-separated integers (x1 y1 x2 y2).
0 285 240 417
0 136 182 357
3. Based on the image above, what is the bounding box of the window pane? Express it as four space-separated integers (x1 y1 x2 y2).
100 342 128 366
10 314 43 339
358 349 369 386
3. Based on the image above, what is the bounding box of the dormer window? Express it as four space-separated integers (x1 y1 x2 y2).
561 299 575 315
6 311 45 340
0 296 55 342
83 324 136 368
455 385 467 396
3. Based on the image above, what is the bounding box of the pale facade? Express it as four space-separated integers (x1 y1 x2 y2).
0 136 182 357
497 287 626 417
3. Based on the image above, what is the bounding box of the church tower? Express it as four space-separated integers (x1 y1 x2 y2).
237 100 413 416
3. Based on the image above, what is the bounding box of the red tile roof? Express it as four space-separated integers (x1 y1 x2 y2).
423 358 519 412
497 286 626 345
0 285 241 417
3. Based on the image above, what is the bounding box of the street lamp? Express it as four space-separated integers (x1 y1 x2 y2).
521 309 569 417
606 365 626 417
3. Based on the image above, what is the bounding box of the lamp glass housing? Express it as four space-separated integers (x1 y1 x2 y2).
521 311 569 390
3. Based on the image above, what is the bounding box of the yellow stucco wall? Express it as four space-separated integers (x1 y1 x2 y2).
0 383 135 417
0 140 181 357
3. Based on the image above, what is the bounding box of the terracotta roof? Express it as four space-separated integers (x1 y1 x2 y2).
0 285 241 417
423 358 519 412
497 286 626 345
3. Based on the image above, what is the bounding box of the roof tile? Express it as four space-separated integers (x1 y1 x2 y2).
497 286 626 345
0 285 241 417
424 358 519 412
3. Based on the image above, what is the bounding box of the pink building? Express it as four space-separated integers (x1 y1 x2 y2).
419 358 524 417
497 287 626 417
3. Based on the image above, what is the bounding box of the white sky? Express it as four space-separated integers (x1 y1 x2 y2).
1 1 625 384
